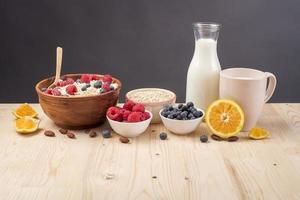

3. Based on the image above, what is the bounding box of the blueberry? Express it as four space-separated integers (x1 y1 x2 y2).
159 132 167 140
76 79 81 83
94 80 102 88
182 117 188 120
81 86 87 91
180 111 188 118
176 115 182 120
187 102 194 108
181 105 188 111
188 113 194 119
99 88 104 93
110 85 115 90
161 111 168 117
102 129 111 138
178 104 183 109
200 135 208 143
167 114 174 119
194 111 203 118
86 83 91 88
168 105 174 111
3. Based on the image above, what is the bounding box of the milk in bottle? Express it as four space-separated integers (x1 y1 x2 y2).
186 22 221 110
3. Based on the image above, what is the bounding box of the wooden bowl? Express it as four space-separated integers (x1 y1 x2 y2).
35 74 122 129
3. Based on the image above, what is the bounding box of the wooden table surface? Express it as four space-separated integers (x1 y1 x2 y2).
0 103 300 200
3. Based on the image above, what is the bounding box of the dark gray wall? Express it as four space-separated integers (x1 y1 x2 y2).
1 0 299 103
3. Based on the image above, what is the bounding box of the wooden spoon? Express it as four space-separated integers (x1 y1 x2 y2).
48 47 63 88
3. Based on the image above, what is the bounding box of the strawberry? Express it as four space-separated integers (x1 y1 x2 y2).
103 74 113 83
123 100 135 111
107 107 122 121
127 112 143 122
132 103 145 112
102 83 111 92
52 88 61 96
80 74 91 83
66 78 75 85
66 85 77 95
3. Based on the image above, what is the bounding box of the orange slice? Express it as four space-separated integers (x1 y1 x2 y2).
15 116 40 134
249 127 270 140
206 99 244 138
13 103 38 118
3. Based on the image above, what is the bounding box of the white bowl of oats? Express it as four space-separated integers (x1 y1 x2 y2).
126 88 176 123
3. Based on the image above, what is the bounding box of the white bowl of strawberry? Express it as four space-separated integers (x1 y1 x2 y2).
106 101 152 138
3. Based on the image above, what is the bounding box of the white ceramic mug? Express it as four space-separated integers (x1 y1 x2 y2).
220 68 276 131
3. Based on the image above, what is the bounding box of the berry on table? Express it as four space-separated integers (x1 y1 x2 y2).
200 135 208 143
102 129 112 138
159 132 168 140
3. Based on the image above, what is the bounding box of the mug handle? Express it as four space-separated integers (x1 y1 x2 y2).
264 72 277 102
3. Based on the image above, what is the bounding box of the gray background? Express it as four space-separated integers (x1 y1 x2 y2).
1 0 299 103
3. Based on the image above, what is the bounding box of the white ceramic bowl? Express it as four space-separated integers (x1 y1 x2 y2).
125 88 176 124
159 108 205 135
107 111 152 138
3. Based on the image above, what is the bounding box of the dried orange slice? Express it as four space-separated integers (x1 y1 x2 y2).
249 127 270 140
15 116 40 134
206 99 244 138
13 103 38 118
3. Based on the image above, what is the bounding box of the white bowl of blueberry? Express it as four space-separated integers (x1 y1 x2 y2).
159 102 204 135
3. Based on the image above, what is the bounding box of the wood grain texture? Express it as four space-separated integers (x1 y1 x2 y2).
0 104 300 200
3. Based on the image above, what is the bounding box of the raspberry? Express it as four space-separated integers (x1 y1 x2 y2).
66 78 75 85
132 103 145 112
66 85 77 95
123 100 135 111
127 112 143 122
90 74 99 81
45 88 53 95
107 107 122 121
80 74 91 83
52 88 61 96
102 84 111 92
122 110 131 121
141 111 151 121
57 80 67 87
103 74 113 83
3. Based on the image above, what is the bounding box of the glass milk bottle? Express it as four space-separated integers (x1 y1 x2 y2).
186 22 221 110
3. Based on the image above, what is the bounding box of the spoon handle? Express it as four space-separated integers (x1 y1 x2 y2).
55 47 63 83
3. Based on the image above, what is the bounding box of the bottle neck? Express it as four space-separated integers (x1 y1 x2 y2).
193 22 220 41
